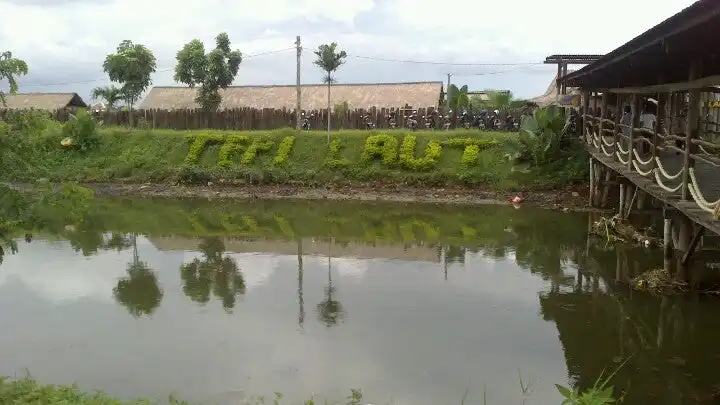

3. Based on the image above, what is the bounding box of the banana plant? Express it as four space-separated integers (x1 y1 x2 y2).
518 105 568 166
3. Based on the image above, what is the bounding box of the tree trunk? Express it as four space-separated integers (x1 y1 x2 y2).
327 82 331 142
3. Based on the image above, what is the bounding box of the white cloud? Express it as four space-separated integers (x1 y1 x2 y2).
0 0 698 100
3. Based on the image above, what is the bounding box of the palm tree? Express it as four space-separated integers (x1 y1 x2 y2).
316 237 345 327
180 237 245 312
313 43 347 142
113 233 164 317
91 85 123 110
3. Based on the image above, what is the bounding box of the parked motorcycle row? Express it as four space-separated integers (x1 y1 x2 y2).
299 109 523 131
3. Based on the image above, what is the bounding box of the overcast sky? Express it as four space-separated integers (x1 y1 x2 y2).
0 0 696 103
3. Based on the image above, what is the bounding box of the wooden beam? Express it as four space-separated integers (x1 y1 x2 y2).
599 74 720 94
682 226 706 265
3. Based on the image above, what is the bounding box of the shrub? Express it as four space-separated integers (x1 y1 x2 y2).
218 135 249 168
399 135 441 171
61 109 100 152
518 105 569 166
442 138 498 166
240 136 274 165
273 136 295 166
184 133 224 165
324 136 351 169
361 134 398 166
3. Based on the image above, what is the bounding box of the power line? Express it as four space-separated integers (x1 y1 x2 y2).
451 64 547 76
21 47 295 88
346 54 542 66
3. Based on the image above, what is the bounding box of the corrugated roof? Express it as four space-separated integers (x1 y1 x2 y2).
138 81 444 110
2 93 87 110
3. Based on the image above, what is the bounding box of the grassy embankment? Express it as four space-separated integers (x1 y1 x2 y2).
0 113 587 189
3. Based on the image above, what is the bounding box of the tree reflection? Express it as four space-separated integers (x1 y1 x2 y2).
113 233 163 317
297 237 305 330
180 237 245 312
317 238 345 327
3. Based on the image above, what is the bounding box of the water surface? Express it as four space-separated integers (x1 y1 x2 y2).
1 198 718 405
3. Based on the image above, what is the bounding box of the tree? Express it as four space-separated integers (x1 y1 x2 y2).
313 43 347 141
447 84 469 112
174 33 242 111
91 85 124 110
113 233 164 317
0 51 28 106
102 40 157 114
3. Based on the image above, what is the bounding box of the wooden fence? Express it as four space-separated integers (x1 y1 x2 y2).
0 106 444 130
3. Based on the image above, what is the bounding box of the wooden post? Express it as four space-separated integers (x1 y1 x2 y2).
663 219 673 259
589 157 595 206
613 94 622 162
556 60 563 97
682 227 705 266
682 62 702 200
582 90 590 136
629 94 641 171
619 182 626 215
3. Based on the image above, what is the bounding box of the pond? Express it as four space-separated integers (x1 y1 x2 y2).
1 197 719 405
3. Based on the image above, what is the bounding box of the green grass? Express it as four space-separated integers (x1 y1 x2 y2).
0 376 618 405
0 122 587 190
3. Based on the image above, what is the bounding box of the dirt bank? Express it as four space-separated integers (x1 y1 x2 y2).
66 182 592 210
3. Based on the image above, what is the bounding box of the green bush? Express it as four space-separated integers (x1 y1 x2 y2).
62 108 101 152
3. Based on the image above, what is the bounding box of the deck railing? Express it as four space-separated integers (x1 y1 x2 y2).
582 90 720 219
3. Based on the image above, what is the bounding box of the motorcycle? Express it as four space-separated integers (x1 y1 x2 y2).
407 110 419 130
300 112 313 130
363 114 375 130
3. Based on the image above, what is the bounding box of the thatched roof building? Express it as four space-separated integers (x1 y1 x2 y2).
2 93 87 110
138 81 444 110
529 72 582 107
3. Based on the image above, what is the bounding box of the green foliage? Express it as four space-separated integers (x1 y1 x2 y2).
62 109 100 151
273 136 295 166
241 136 274 165
324 136 351 169
361 134 398 166
0 51 29 106
218 135 249 168
91 85 124 109
184 133 224 165
555 360 626 405
0 127 583 189
174 33 243 110
447 84 469 111
519 105 571 166
313 42 347 84
399 135 441 171
102 40 157 109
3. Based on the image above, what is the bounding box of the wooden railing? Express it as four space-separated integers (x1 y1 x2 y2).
582 90 720 219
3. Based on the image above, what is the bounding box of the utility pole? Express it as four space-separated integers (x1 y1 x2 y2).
295 36 302 129
445 73 452 111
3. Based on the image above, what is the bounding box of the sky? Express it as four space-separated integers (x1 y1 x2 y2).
0 0 698 104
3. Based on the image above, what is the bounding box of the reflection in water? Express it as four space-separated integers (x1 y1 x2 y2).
113 234 163 317
180 237 246 312
1 198 720 405
316 239 345 327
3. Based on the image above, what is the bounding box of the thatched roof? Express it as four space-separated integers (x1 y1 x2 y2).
2 93 87 110
138 81 444 110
